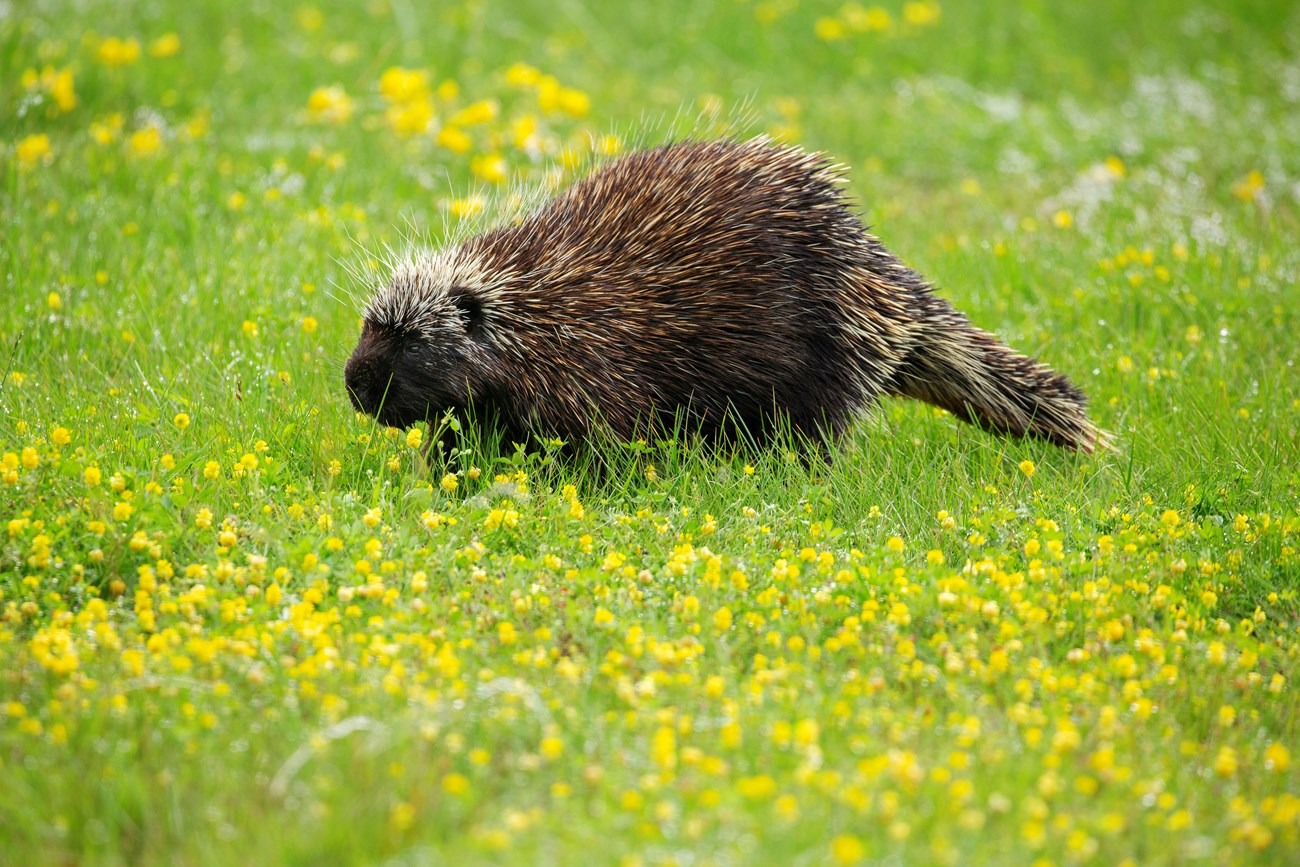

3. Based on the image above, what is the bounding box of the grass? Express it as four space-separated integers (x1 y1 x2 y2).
3 0 1299 864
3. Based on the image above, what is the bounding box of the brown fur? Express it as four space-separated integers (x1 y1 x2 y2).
345 137 1108 453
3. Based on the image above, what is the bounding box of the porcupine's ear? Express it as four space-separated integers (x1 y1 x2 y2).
447 286 484 337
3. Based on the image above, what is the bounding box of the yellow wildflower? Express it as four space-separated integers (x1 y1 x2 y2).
16 134 52 169
96 36 142 67
307 85 355 124
450 99 498 126
831 835 866 865
148 33 182 58
1231 170 1265 202
437 125 473 154
379 67 430 103
129 126 163 157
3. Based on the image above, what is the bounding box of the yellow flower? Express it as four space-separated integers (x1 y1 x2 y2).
436 125 473 154
440 473 458 493
504 62 541 87
227 191 246 210
1018 459 1036 478
379 67 430 104
296 5 324 31
506 113 538 150
555 89 588 118
96 36 142 67
595 134 622 156
173 413 191 430
1053 210 1073 229
713 607 733 631
129 126 163 158
388 802 415 832
385 98 435 136
1206 641 1226 665
863 6 894 31
1265 742 1290 773
203 460 221 480
84 466 102 486
301 316 318 334
51 426 71 445
148 33 182 58
1213 746 1237 778
470 153 508 184
442 773 470 795
242 320 259 338
831 835 866 864
306 85 355 124
737 775 777 800
405 427 424 449
113 501 134 521
448 196 484 218
1231 170 1265 202
450 99 498 126
814 17 848 41
27 66 77 112
540 736 564 760
16 134 52 169
903 1 941 27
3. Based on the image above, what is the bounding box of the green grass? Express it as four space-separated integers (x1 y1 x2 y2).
3 1 1299 864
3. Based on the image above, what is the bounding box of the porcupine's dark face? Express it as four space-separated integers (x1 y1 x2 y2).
344 276 487 430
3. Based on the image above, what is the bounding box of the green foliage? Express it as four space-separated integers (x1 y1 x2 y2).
2 1 1298 864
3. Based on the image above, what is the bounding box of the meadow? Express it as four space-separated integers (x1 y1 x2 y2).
2 0 1299 864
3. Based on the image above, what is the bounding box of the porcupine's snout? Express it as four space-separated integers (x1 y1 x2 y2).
343 346 386 417
345 320 461 429
344 323 418 426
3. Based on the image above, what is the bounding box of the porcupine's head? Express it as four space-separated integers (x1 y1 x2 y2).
344 250 499 430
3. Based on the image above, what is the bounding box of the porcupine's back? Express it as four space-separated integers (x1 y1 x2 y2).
451 137 917 446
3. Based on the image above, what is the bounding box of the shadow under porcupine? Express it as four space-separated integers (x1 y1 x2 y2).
344 137 1108 459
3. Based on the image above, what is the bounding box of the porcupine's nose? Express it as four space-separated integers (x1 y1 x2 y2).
344 355 379 415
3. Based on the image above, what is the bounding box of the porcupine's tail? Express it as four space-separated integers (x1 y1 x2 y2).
886 293 1110 453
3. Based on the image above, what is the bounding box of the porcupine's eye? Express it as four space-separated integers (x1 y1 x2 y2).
447 287 484 337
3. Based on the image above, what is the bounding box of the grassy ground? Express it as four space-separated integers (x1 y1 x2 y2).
3 0 1299 864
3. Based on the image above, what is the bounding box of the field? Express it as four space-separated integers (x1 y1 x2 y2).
3 0 1299 864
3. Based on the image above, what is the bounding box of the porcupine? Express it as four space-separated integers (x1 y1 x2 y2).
344 137 1107 457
